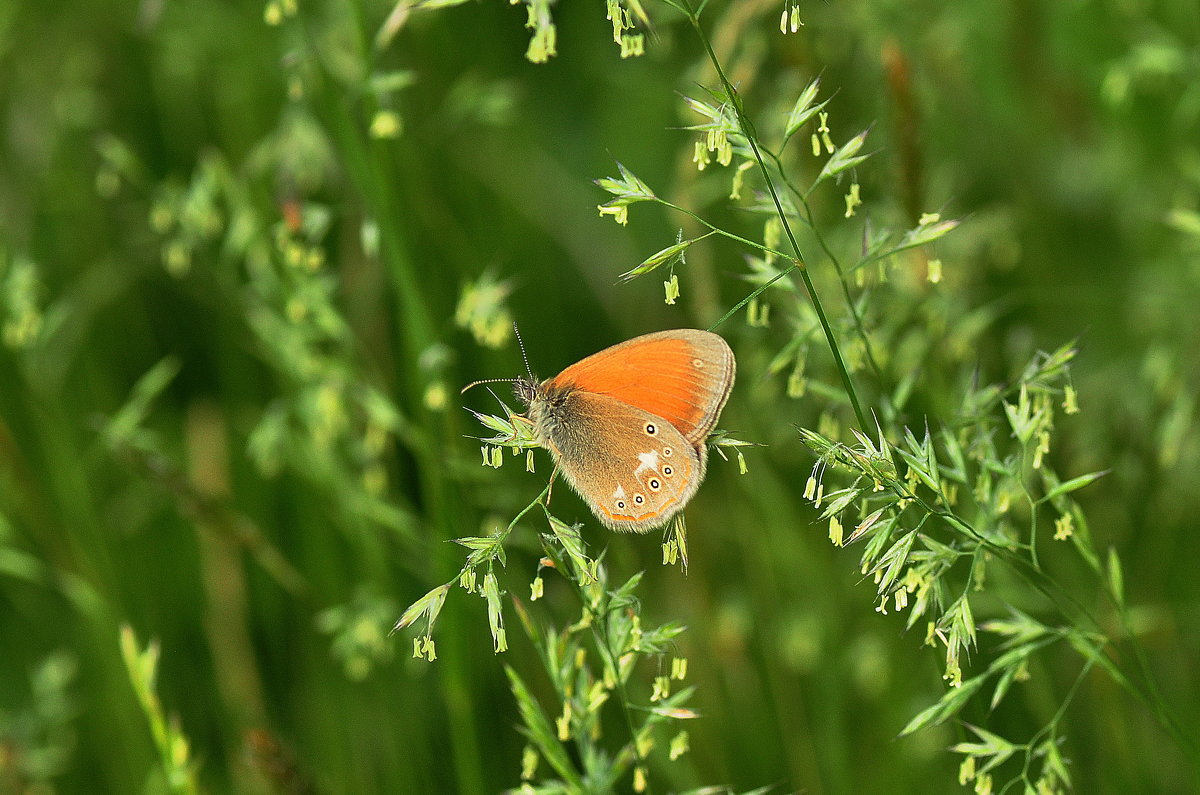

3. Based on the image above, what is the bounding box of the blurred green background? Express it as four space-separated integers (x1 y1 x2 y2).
1 0 1198 792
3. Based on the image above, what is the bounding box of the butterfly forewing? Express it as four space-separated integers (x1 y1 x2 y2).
548 330 734 445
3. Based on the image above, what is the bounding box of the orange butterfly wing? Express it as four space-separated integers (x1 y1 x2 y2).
546 329 735 446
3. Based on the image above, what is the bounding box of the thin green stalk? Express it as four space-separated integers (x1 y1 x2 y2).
710 261 801 333
587 604 654 794
759 147 884 381
681 1 869 431
648 197 807 335
797 195 885 380
539 502 654 794
655 198 792 258
1106 574 1198 759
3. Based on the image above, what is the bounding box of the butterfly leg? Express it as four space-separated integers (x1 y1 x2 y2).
545 465 559 507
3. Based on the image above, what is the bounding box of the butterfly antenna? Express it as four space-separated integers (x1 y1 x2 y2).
462 324 534 395
513 322 534 381
460 377 517 395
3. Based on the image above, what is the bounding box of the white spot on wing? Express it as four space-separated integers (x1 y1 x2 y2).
613 485 627 499
635 451 660 475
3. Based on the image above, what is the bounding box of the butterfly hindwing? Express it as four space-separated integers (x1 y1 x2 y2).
540 389 703 533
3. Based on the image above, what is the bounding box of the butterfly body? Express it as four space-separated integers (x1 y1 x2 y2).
516 329 734 533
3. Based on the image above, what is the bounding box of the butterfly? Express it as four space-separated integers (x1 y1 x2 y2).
512 329 734 533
